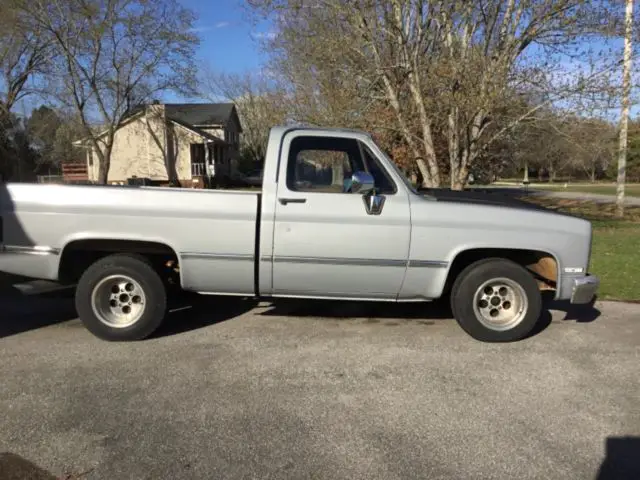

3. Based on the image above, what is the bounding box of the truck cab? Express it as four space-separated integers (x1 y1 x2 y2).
258 127 415 300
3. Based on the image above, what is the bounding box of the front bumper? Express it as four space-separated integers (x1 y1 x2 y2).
570 274 600 304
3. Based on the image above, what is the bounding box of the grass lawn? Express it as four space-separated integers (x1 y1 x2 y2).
528 183 640 197
522 197 640 301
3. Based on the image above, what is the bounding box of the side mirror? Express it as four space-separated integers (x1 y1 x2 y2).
350 171 375 194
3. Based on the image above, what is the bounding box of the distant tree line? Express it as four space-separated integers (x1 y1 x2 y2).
0 106 86 181
2 0 639 189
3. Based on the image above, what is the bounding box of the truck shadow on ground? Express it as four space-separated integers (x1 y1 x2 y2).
154 295 259 338
0 287 77 338
0 289 601 340
596 436 640 479
256 294 601 339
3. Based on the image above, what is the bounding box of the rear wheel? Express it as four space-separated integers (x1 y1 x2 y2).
75 254 167 341
450 258 542 342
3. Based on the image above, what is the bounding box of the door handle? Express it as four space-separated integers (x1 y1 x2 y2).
279 198 307 205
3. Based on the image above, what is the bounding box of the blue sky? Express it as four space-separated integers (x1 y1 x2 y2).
170 0 271 101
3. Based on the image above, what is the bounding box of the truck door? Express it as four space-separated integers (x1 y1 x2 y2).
270 131 411 300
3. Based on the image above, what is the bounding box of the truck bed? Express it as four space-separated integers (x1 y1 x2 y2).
0 183 260 294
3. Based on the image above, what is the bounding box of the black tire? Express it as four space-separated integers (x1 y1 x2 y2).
450 258 542 342
75 254 167 341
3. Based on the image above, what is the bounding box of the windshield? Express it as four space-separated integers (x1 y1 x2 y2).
366 138 433 199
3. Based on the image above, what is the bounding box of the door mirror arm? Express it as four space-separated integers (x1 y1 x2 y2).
362 190 385 215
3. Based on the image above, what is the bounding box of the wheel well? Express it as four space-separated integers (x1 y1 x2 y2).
443 248 558 296
58 239 179 284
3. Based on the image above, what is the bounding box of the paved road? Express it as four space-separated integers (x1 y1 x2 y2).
1 293 639 480
483 184 640 205
531 189 640 206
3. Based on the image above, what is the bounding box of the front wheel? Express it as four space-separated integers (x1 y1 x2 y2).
75 254 167 341
450 258 542 342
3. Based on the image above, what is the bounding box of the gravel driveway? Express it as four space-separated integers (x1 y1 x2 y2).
0 293 639 479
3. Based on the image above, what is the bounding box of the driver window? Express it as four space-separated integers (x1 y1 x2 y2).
287 136 364 193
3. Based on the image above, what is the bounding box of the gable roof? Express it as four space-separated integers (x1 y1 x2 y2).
72 102 242 145
168 117 225 143
164 103 242 131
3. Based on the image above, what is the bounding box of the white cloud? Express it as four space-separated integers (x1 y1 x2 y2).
189 21 231 33
251 31 277 40
189 26 213 33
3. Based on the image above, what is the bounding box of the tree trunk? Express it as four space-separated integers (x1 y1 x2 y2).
617 0 633 218
449 110 485 191
165 127 179 185
450 145 474 191
97 160 108 184
96 143 112 185
371 50 435 188
407 72 440 187
448 107 461 190
450 177 466 190
332 160 343 186
381 82 433 187
415 158 432 187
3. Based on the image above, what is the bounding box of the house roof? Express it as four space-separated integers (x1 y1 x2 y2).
168 117 225 143
164 103 236 126
72 102 242 145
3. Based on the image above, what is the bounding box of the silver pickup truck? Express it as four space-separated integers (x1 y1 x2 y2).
1 126 599 342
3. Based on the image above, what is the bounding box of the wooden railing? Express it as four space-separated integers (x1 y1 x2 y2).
191 163 211 177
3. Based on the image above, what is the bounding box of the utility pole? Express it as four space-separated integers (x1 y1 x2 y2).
617 0 634 218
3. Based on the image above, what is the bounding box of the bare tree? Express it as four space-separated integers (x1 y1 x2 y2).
249 0 441 186
18 0 199 184
202 70 288 170
562 117 615 182
0 1 50 116
616 0 633 218
248 0 621 190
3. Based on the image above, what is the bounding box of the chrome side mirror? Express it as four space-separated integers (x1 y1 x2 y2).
350 171 375 194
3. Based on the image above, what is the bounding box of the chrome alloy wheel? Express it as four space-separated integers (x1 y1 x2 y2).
91 275 146 328
472 277 528 331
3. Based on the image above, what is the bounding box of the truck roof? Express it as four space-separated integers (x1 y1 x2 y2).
269 125 372 138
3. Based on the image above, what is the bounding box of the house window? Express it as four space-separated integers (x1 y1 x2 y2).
190 143 205 164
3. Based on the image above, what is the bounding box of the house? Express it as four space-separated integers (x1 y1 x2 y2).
73 102 242 187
